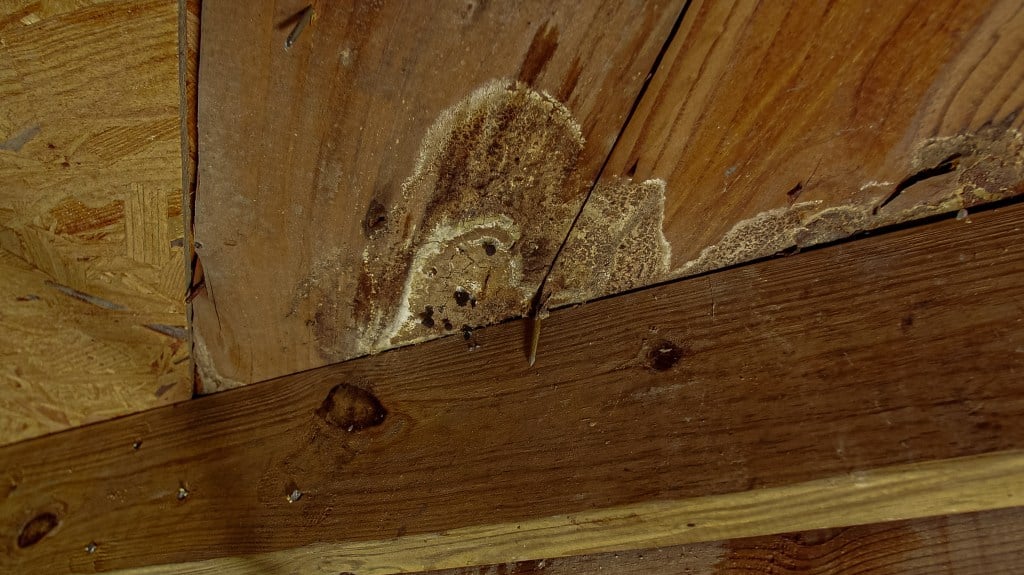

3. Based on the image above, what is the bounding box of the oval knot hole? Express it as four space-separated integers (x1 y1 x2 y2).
648 340 685 371
317 384 387 431
18 512 59 548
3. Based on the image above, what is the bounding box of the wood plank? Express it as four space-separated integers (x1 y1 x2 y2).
102 453 1024 574
0 0 190 445
191 0 686 389
2 199 1023 573
547 0 1024 306
417 507 1024 575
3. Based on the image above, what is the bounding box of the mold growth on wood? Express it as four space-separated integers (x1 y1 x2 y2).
673 126 1024 278
547 177 671 307
308 80 586 358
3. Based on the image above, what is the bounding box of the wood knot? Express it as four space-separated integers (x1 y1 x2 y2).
648 340 684 371
317 383 387 431
18 512 59 548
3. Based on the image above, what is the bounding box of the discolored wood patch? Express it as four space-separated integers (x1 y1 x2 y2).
311 80 587 357
547 177 670 307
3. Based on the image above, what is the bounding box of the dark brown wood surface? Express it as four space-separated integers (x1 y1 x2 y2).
2 202 1024 573
422 507 1024 575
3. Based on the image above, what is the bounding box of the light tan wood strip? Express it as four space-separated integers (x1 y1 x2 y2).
418 506 1024 575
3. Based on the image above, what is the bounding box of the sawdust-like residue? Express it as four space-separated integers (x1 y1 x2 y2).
674 126 1024 278
306 80 586 358
191 330 244 394
546 177 671 307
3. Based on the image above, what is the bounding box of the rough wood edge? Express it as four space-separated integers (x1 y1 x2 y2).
112 449 1024 575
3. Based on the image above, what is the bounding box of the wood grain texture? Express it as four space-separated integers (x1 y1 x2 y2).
548 0 1024 305
3 200 1024 573
192 0 685 388
0 0 190 445
418 507 1024 575
105 453 1024 574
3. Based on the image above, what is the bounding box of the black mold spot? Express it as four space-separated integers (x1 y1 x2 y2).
454 288 472 307
483 242 497 256
419 305 435 328
18 513 59 548
443 318 453 330
648 340 684 371
316 383 387 431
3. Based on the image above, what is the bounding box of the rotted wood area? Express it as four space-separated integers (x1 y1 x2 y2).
2 201 1023 573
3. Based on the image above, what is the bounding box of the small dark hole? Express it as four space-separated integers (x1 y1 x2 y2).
648 340 685 371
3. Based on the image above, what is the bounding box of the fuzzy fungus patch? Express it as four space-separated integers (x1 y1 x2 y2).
335 79 587 354
547 177 671 307
673 126 1024 278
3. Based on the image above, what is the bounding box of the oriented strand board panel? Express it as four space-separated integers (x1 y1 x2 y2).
3 201 1023 573
420 507 1024 575
0 1 189 445
547 0 1024 305
193 0 685 389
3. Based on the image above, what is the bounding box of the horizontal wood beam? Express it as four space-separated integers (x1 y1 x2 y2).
415 506 1024 575
3 202 1024 573
117 451 1024 574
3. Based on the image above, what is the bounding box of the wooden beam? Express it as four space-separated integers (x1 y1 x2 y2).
415 507 1024 575
100 452 1024 573
192 0 686 388
2 198 1023 572
547 0 1024 305
0 0 189 446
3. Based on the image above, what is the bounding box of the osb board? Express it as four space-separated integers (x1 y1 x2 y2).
193 0 685 388
3 200 1023 573
420 507 1024 575
547 0 1024 305
0 0 189 446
